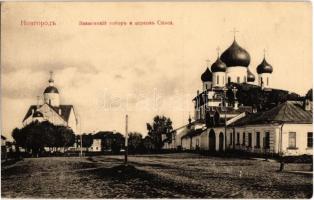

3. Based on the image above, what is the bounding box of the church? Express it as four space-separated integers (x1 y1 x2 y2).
162 36 313 156
22 72 78 134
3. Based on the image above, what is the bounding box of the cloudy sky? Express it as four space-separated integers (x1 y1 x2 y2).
1 2 312 139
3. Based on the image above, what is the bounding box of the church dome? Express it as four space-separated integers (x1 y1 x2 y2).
220 40 251 67
256 58 273 74
211 57 227 72
247 69 255 82
44 86 59 94
201 68 212 82
33 111 43 118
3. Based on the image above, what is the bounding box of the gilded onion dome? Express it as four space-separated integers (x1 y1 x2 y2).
256 58 273 74
211 57 227 72
201 68 213 82
220 40 251 67
247 69 255 82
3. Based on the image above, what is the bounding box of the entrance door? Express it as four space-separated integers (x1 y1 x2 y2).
209 130 216 151
219 132 224 151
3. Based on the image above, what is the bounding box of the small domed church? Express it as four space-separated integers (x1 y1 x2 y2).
22 72 78 134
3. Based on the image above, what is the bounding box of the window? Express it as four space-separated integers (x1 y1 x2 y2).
244 76 247 83
242 132 246 146
237 132 240 145
223 77 225 85
256 132 260 148
264 132 270 149
217 75 219 84
228 77 231 84
307 132 312 148
248 133 252 147
237 77 240 83
288 132 296 148
267 77 269 86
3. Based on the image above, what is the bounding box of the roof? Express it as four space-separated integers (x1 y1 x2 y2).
256 58 273 74
220 40 251 67
211 57 227 72
231 101 312 126
181 128 204 139
44 86 59 94
23 104 74 122
201 68 213 82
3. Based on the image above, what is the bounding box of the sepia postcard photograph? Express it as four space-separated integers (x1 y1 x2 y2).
0 1 313 199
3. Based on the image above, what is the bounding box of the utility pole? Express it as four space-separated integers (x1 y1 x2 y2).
124 114 128 165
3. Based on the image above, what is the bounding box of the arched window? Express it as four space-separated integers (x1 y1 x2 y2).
228 77 231 84
244 76 247 83
267 77 269 86
217 75 219 84
237 77 240 83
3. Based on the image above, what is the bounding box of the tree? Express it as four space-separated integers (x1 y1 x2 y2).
81 133 93 148
111 132 124 154
146 115 173 151
11 121 75 156
306 88 313 101
128 132 143 153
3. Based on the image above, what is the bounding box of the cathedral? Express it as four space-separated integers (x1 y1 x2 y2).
22 72 78 134
194 37 273 122
163 37 312 156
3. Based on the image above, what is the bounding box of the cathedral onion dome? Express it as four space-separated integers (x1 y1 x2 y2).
256 58 273 74
211 57 227 72
44 86 59 94
201 68 213 82
220 40 251 67
33 111 43 118
247 69 255 82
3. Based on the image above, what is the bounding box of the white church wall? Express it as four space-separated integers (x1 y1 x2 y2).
258 73 271 88
212 72 225 87
226 67 247 84
44 93 60 107
39 104 67 126
200 130 209 150
203 81 212 91
67 107 77 134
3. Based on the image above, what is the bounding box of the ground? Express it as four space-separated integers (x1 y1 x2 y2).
1 153 312 198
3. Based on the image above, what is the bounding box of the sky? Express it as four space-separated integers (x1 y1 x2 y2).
1 2 312 140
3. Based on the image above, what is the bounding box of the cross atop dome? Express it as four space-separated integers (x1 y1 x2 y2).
49 70 54 85
216 47 220 57
263 48 267 59
206 59 211 68
231 28 239 41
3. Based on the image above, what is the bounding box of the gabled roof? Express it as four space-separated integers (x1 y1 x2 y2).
231 101 312 126
23 104 74 122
